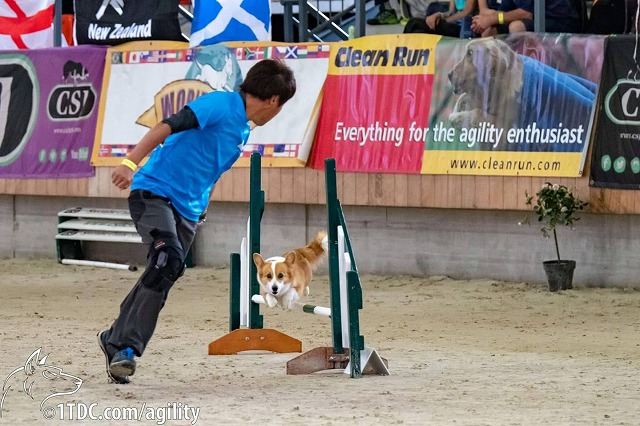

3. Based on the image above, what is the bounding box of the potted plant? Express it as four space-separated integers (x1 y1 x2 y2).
523 183 588 292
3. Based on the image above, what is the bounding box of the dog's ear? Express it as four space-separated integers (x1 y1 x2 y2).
253 253 265 267
493 39 519 74
285 251 297 264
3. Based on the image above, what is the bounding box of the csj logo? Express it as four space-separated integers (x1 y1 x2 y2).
0 56 39 166
47 60 96 120
605 79 640 125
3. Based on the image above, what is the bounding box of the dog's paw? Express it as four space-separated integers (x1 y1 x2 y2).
448 111 464 129
449 111 473 129
449 109 484 129
452 93 471 114
281 291 299 310
265 294 278 308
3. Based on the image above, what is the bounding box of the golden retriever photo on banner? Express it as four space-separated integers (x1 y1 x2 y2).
427 35 601 153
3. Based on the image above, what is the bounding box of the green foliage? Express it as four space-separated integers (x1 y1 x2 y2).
523 183 588 261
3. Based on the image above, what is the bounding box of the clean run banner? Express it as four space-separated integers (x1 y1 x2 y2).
310 33 603 176
422 33 603 177
590 35 640 189
0 45 106 178
309 34 438 173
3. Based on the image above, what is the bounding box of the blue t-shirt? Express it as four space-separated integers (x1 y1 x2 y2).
132 91 250 222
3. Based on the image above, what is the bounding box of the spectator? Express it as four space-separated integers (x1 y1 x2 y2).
588 0 635 34
368 0 436 26
471 0 580 36
367 0 402 25
404 0 478 38
403 0 434 19
542 0 582 33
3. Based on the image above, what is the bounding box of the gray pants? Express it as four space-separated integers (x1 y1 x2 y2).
105 190 197 357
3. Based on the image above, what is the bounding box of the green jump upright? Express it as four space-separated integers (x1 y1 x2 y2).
210 152 302 355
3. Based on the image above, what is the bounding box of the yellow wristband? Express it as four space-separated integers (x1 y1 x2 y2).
121 158 138 172
498 12 505 25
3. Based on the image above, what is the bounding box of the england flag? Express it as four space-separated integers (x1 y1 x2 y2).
189 0 271 47
0 0 55 49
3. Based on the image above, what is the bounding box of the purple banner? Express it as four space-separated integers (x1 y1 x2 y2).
0 45 106 178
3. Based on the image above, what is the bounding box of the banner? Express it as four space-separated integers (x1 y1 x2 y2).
590 36 640 189
92 41 329 167
0 45 106 178
309 34 438 173
190 0 271 47
74 0 184 46
422 34 602 177
310 33 603 176
0 0 55 49
232 42 330 167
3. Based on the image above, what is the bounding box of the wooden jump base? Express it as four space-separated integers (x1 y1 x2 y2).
207 328 301 355
285 347 389 376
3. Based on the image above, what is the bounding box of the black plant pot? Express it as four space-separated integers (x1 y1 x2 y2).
543 260 576 292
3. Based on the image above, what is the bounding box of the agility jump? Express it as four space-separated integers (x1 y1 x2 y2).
208 152 388 377
251 294 332 318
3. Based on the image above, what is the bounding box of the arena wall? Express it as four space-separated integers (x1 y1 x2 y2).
2 186 640 288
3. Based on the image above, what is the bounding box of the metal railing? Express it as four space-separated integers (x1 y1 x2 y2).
280 0 370 42
51 0 594 47
54 0 62 47
534 0 545 33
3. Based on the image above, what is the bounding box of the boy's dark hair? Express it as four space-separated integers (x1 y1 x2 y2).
240 59 296 106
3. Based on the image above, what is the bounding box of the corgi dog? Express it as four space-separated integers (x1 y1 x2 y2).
253 231 328 310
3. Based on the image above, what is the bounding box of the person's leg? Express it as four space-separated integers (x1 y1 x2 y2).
426 1 450 16
545 17 580 33
481 26 499 37
509 18 533 33
372 0 385 15
388 0 410 20
403 17 432 33
103 190 196 375
368 0 400 24
491 23 510 35
460 15 475 38
435 20 463 37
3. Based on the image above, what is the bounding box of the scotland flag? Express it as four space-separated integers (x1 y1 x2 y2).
189 0 271 47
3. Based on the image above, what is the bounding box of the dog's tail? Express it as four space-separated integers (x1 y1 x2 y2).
297 230 328 268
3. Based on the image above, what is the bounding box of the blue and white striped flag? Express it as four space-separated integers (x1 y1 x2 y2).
189 0 271 47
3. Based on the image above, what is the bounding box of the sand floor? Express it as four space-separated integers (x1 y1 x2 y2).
1 258 639 425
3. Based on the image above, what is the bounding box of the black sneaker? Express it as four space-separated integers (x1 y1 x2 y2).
367 9 400 25
97 330 130 384
109 347 136 378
